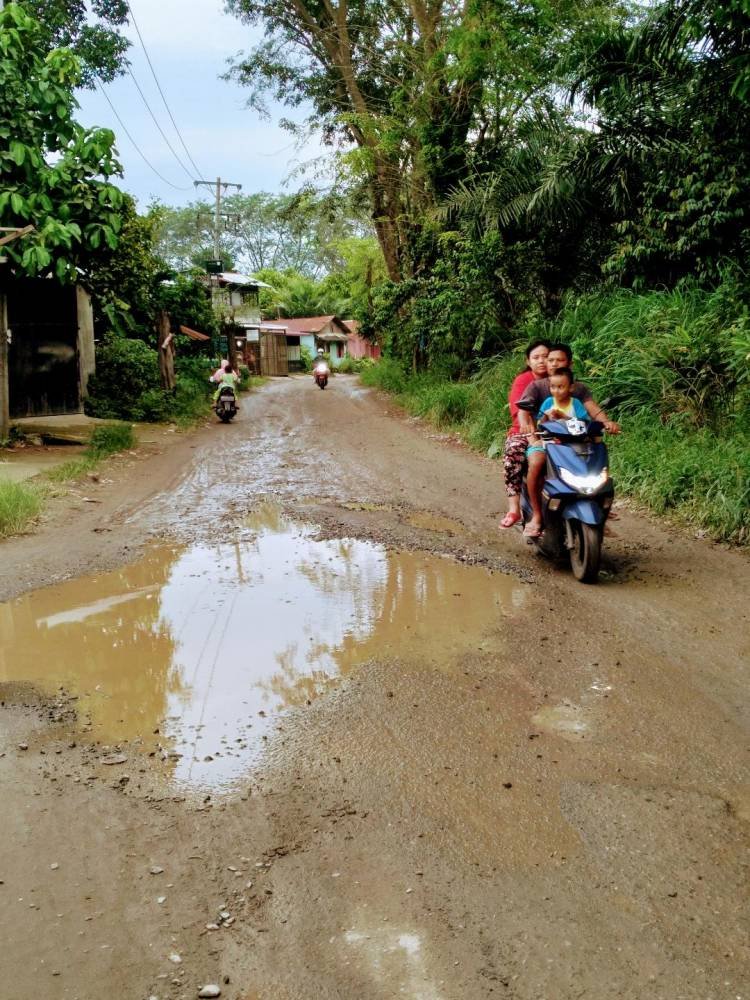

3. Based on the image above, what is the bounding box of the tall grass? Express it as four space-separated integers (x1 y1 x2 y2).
362 280 750 545
0 480 44 537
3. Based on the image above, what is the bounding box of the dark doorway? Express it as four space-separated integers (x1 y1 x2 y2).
7 281 80 417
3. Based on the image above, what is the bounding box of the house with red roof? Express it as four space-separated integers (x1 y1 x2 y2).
271 315 351 368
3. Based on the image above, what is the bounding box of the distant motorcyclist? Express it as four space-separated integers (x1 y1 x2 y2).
212 361 240 403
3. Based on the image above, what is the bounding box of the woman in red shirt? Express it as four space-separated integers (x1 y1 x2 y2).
499 340 551 528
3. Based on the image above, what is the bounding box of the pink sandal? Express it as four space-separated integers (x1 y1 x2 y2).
499 512 522 529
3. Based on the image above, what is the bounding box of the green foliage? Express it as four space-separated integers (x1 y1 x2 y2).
337 356 373 374
154 189 370 277
20 0 130 86
88 422 135 456
158 275 220 351
299 345 314 372
0 4 125 284
610 415 750 545
257 269 346 319
0 479 44 537
539 280 750 429
85 337 162 419
361 358 409 395
372 231 540 366
86 336 221 426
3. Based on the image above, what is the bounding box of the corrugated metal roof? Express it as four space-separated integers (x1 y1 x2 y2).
217 272 274 289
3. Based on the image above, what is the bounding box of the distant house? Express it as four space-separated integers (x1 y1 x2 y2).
1 277 95 419
341 319 381 361
274 316 351 368
197 270 279 370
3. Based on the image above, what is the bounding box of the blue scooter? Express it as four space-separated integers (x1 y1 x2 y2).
518 408 614 582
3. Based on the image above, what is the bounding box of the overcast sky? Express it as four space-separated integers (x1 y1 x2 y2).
75 0 328 210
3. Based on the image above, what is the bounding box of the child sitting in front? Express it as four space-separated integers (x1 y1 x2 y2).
537 368 589 424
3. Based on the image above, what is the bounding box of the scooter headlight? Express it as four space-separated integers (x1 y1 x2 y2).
559 467 609 494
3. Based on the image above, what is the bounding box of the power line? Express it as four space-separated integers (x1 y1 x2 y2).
125 1 206 181
127 67 197 183
96 82 192 192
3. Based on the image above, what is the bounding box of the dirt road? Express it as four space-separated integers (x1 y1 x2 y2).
1 375 748 1000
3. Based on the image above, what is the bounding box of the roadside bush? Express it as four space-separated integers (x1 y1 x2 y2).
88 422 135 456
537 280 750 429
300 346 314 372
0 480 44 537
86 337 161 420
337 356 374 374
609 413 750 544
360 358 409 394
132 388 171 422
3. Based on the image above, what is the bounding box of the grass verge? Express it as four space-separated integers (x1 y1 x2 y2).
0 479 45 538
46 421 136 483
361 357 750 545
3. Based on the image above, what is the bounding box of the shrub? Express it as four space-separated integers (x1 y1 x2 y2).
0 480 44 537
86 337 161 420
132 388 171 423
360 358 409 394
88 422 135 456
300 346 314 372
338 356 376 374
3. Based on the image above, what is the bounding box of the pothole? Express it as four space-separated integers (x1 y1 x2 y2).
405 511 464 535
0 506 526 791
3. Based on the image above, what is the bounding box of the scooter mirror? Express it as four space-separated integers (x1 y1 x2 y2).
516 399 536 412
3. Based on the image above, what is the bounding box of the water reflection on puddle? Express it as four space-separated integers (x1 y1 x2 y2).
0 506 525 790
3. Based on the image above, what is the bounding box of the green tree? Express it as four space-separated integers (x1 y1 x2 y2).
87 197 166 338
20 0 129 86
0 3 125 283
225 0 621 282
154 188 368 277
256 269 347 318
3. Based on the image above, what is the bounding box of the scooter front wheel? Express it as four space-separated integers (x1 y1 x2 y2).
569 521 602 582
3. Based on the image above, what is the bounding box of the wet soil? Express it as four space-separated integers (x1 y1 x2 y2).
0 375 748 1000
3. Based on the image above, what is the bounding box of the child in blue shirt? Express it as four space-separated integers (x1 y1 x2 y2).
538 368 589 424
523 368 589 537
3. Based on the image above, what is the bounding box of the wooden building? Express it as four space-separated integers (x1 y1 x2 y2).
0 277 95 427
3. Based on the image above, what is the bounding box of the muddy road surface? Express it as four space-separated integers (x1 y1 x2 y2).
1 375 748 1000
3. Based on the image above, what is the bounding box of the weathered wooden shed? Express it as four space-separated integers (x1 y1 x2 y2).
0 277 95 426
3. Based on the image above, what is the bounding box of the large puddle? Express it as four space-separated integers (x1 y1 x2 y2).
0 506 525 790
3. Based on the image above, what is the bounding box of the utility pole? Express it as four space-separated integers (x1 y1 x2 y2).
193 177 242 261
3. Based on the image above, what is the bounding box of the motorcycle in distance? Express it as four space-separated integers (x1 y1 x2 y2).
517 400 614 582
313 360 330 389
214 385 238 423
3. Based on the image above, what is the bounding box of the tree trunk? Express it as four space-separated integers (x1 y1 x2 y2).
157 311 176 392
0 293 9 441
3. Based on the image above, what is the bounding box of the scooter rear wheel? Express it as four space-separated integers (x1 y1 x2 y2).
569 522 601 582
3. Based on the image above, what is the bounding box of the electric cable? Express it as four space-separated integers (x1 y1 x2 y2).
96 81 192 191
125 1 206 181
127 66 197 182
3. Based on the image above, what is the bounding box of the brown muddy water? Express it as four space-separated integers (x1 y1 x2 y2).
0 506 525 792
